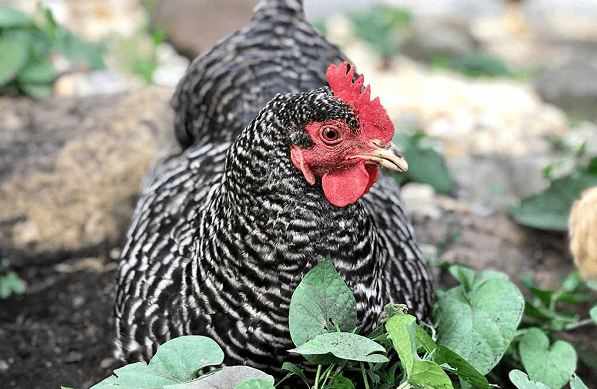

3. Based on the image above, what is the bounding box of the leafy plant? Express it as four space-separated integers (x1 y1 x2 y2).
347 4 412 64
87 259 595 389
0 259 25 299
509 155 597 231
112 0 166 85
391 131 455 194
90 336 274 389
428 50 512 79
0 3 104 99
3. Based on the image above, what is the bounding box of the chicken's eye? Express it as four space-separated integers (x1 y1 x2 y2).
320 127 342 144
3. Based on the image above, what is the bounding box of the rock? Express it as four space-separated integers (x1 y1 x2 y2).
535 61 597 121
15 0 145 42
0 86 175 256
401 19 475 63
400 183 442 222
150 0 260 58
54 70 142 97
447 154 553 216
348 56 568 159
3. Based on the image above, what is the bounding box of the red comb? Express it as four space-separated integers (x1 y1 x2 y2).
326 62 394 143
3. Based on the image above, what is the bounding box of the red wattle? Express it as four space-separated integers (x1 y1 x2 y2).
322 163 378 207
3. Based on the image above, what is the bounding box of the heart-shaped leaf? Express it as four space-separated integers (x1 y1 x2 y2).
289 332 388 363
519 328 576 389
510 172 597 231
288 256 357 348
90 336 225 389
509 370 550 389
434 277 524 374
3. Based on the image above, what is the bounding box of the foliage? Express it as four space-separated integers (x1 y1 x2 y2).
347 4 412 62
509 152 597 231
434 269 525 375
391 132 455 194
0 259 25 299
87 259 595 389
0 3 104 99
429 50 511 78
112 0 166 85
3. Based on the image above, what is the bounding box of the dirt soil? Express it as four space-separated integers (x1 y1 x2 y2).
1 212 596 389
0 248 124 389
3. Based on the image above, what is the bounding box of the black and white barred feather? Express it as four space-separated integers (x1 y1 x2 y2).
115 0 433 375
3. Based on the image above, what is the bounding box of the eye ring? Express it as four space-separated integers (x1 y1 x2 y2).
320 126 343 145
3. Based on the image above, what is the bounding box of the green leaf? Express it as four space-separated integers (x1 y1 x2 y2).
169 366 273 389
560 271 582 292
149 336 224 381
91 336 224 388
17 59 55 84
234 378 276 389
519 328 576 389
447 264 477 292
450 51 510 78
590 305 597 325
91 362 174 388
392 133 455 194
348 4 411 59
510 172 597 231
280 362 309 386
288 255 357 348
0 6 31 27
0 30 30 86
56 27 105 69
434 277 524 374
326 375 356 389
0 272 25 298
289 332 388 363
433 346 491 389
408 360 453 389
19 83 53 99
569 374 589 389
385 314 417 376
509 370 550 389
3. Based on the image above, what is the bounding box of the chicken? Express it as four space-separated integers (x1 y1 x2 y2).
114 0 434 374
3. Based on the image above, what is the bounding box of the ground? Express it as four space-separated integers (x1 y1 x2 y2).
0 250 124 389
1 211 596 389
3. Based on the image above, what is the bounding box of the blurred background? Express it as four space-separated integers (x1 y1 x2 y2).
0 0 596 388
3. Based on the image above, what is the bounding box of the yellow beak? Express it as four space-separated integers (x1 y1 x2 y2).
352 140 408 173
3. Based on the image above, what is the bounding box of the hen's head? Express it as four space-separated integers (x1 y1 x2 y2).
289 62 407 207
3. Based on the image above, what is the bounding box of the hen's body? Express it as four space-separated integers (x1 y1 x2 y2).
115 0 433 373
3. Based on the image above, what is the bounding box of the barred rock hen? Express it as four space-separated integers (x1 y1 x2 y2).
115 0 433 374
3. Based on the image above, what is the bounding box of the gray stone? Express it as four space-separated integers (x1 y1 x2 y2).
535 61 597 120
401 20 475 62
149 0 260 58
0 86 175 255
447 154 552 216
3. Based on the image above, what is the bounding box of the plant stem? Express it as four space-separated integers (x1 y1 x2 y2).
397 381 411 389
313 365 322 389
549 287 565 312
360 362 370 389
321 363 335 386
564 318 595 331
